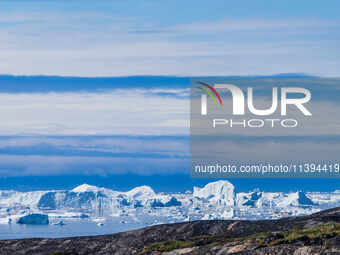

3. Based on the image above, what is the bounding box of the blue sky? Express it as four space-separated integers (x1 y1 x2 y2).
0 1 339 192
0 0 339 76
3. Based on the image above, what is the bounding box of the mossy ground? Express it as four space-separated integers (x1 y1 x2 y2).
139 240 194 254
270 222 340 245
139 223 340 254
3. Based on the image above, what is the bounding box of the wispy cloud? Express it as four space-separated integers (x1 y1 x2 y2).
0 135 189 176
0 154 188 176
0 89 189 135
0 7 339 76
0 136 189 156
0 135 338 176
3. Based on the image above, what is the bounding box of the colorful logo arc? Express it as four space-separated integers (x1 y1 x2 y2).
198 82 223 105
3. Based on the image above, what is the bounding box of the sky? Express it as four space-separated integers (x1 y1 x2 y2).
0 1 339 192
0 0 339 76
0 75 338 192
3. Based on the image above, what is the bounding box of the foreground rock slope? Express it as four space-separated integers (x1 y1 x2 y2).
1 207 340 255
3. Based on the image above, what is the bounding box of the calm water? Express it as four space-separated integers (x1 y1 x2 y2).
0 219 146 240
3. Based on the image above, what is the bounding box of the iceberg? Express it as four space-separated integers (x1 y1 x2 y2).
1 181 340 225
125 186 155 200
17 214 49 225
72 184 103 193
193 180 234 206
53 221 65 226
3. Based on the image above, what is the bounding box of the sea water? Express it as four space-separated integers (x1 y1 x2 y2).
0 219 146 240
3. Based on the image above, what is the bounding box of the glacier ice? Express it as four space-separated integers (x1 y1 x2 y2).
1 180 340 226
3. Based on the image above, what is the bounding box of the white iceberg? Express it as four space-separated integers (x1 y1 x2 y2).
193 180 235 206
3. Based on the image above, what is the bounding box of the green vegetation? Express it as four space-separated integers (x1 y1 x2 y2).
140 240 194 254
139 223 340 254
270 222 340 246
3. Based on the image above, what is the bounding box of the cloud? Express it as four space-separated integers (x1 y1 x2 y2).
0 135 338 176
0 8 339 76
0 77 338 136
0 89 189 135
0 154 188 176
0 135 189 176
193 136 340 163
169 19 340 35
0 136 189 156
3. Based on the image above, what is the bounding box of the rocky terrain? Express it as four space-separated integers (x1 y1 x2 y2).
1 206 340 254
